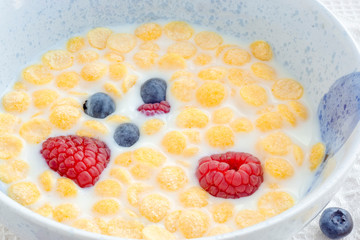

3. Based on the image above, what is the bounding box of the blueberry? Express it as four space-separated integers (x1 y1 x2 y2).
114 123 140 147
140 78 167 104
83 92 115 119
319 207 353 239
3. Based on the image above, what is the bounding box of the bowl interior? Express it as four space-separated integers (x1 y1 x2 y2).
0 0 359 239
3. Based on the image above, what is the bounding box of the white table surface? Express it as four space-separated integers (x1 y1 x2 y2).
1 0 360 239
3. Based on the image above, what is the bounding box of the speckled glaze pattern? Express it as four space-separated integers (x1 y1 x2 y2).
0 0 359 240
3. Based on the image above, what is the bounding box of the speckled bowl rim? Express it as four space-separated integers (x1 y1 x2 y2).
0 0 359 239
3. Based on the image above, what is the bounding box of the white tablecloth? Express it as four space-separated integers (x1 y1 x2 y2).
1 0 360 239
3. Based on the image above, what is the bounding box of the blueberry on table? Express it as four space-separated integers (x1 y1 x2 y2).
83 92 115 119
114 123 140 147
140 78 167 104
319 207 353 239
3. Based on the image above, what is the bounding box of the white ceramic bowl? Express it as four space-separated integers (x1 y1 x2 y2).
0 0 359 239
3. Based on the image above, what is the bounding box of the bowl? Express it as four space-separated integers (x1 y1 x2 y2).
0 0 359 239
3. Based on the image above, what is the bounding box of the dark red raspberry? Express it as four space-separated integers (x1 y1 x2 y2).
137 101 171 116
40 135 111 188
196 152 263 199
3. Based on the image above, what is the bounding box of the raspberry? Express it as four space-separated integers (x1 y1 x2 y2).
137 101 171 116
195 152 263 199
40 135 111 188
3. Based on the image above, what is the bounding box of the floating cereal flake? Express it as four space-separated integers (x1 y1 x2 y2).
168 42 197 59
0 113 20 135
158 53 186 70
195 31 223 50
22 64 53 85
104 51 124 62
126 209 139 218
93 199 120 215
127 183 151 207
171 76 198 102
81 62 107 81
228 68 256 87
49 105 81 130
309 142 326 171
20 118 52 144
223 48 251 66
256 112 283 132
288 101 308 120
8 181 40 206
235 210 266 229
56 178 78 197
95 179 122 197
107 218 144 239
122 74 138 93
115 151 133 167
207 225 232 236
265 157 294 179
182 146 199 157
0 135 23 159
178 209 210 239
179 186 209 208
110 168 131 184
164 210 182 233
42 50 74 70
107 33 137 53
87 27 113 50
162 131 187 155
206 126 234 148
51 97 81 109
157 166 188 191
139 194 170 222
0 160 29 184
56 71 80 90
133 50 159 69
66 36 85 53
230 117 253 133
164 21 194 41
106 115 130 124
13 82 27 91
198 67 227 81
250 40 273 61
260 131 292 156
272 79 304 100
170 70 195 81
176 107 209 128
211 202 234 223
103 82 122 98
182 130 201 144
39 170 54 192
109 63 127 81
140 42 160 51
142 118 165 135
134 147 166 167
2 91 30 113
143 225 175 240
240 84 267 106
251 62 276 81
135 23 162 41
193 53 212 66
77 49 99 63
293 144 304 166
196 82 226 107
278 104 296 126
130 163 153 180
72 219 101 233
83 120 109 135
35 203 53 217
257 191 295 217
33 89 59 109
216 44 238 57
53 203 79 222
